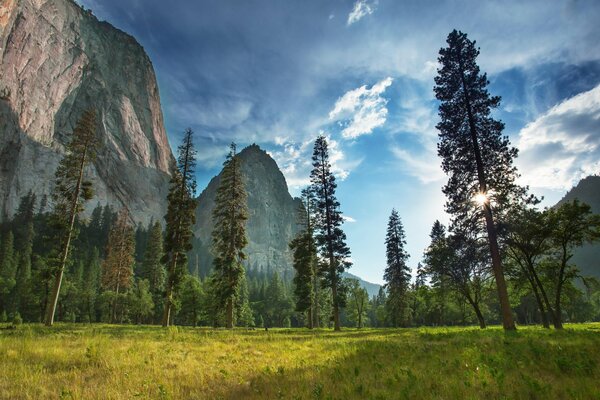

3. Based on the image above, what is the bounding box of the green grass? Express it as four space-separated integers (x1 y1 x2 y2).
1 323 600 399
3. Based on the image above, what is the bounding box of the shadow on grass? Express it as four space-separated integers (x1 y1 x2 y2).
219 326 600 400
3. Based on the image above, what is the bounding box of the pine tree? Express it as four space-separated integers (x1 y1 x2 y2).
383 209 411 327
101 209 135 323
309 135 351 331
12 192 36 318
82 247 102 322
434 30 529 330
0 231 16 315
210 143 249 329
235 275 254 327
44 109 99 326
290 188 318 328
140 221 165 322
162 128 198 327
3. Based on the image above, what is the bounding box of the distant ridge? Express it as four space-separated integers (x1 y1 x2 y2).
555 175 600 279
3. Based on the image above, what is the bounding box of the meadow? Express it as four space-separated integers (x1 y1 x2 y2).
1 323 599 400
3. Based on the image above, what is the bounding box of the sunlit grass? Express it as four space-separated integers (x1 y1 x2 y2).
1 323 599 399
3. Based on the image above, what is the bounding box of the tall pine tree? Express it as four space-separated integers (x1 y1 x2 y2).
101 209 135 323
434 30 527 330
210 143 249 328
383 209 410 327
289 188 318 328
45 109 99 326
140 221 165 323
162 128 198 327
309 135 351 331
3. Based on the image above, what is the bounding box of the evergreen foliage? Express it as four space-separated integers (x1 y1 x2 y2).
45 109 100 326
162 128 198 326
101 209 135 323
210 143 249 328
434 30 533 330
309 135 351 331
383 209 411 327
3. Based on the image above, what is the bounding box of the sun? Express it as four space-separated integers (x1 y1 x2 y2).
474 192 488 206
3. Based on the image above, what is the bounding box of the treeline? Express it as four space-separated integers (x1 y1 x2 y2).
0 192 369 328
2 29 600 330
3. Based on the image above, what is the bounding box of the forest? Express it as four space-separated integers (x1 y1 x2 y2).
1 30 600 333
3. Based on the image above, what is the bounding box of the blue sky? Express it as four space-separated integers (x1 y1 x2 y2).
80 0 600 285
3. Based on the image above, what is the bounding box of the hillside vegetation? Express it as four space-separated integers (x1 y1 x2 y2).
1 323 600 399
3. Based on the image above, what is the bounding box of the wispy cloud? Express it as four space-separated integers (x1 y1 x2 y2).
342 215 357 223
329 77 393 139
391 147 444 183
516 84 600 190
347 0 377 26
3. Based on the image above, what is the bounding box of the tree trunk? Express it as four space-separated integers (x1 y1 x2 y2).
313 273 320 328
531 281 550 329
111 280 121 324
226 296 234 329
332 273 340 331
458 53 515 331
528 263 557 327
44 145 88 326
358 308 363 329
465 294 486 329
162 254 178 327
307 308 313 329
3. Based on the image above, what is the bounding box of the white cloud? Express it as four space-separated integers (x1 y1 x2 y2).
391 147 444 183
342 215 357 223
329 77 393 139
516 84 600 190
387 82 444 183
268 134 363 193
347 0 377 26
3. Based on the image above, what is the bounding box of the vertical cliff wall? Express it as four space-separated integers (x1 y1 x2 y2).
193 145 303 276
0 0 173 223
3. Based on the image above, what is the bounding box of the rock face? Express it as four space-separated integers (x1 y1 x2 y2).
193 145 302 277
0 0 173 223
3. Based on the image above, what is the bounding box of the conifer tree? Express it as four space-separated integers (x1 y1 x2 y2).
210 143 249 328
289 188 318 328
140 221 165 322
309 135 351 331
13 192 36 317
162 128 198 327
0 231 16 315
82 247 101 322
101 209 135 323
434 30 528 330
383 209 411 327
45 109 99 326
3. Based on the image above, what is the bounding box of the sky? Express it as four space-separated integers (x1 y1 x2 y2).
80 0 600 285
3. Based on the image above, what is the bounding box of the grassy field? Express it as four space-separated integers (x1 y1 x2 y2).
1 323 599 399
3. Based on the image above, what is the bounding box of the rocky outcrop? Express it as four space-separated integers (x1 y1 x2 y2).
0 0 173 223
193 145 302 277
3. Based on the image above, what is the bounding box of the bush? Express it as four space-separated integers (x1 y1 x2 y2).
0 311 7 323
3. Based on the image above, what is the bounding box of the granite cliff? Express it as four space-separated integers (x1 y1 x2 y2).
0 0 173 223
192 145 303 278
